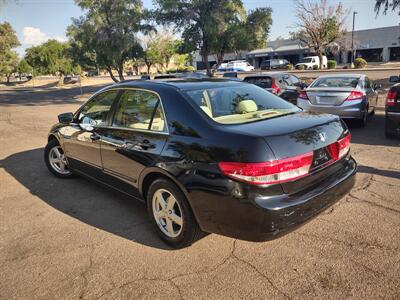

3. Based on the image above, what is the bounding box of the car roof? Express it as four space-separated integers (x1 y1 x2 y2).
244 72 291 78
107 78 244 92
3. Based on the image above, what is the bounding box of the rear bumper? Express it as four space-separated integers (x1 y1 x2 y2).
386 111 400 122
190 157 357 242
297 99 365 119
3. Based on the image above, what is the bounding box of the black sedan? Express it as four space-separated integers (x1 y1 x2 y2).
386 76 400 138
45 79 356 248
243 72 306 104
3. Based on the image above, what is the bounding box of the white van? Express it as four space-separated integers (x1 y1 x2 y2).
226 60 254 72
295 56 327 69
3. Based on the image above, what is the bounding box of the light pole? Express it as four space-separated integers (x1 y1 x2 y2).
351 11 358 67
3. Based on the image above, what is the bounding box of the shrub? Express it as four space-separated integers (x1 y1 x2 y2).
327 60 337 69
354 58 367 69
312 65 319 70
286 64 293 70
297 64 305 70
185 66 196 72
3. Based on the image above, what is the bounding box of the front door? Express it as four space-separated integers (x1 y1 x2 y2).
99 89 168 197
62 90 119 177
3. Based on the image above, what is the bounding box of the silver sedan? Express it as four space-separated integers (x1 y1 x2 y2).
297 74 379 127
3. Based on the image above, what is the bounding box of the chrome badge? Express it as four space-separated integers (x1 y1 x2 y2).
319 132 327 142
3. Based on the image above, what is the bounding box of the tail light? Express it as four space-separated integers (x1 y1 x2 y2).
326 133 351 161
298 90 309 100
218 152 313 185
271 79 281 95
386 90 397 107
345 91 364 101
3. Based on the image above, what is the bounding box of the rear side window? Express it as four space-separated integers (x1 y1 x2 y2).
311 77 360 88
244 76 272 88
185 83 299 124
78 90 118 126
112 90 166 132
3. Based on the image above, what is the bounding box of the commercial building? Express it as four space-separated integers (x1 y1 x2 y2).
247 26 400 67
194 26 400 69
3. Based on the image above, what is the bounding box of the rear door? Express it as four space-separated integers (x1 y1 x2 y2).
365 77 378 111
99 88 168 195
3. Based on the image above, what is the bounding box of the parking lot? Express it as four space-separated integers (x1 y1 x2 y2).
0 84 399 299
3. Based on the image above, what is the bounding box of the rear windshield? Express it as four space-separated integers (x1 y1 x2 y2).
243 77 272 88
185 83 299 124
311 77 360 88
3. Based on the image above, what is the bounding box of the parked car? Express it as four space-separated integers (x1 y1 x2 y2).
260 59 290 70
385 76 400 138
297 74 379 127
243 72 306 104
222 72 242 81
225 60 254 72
216 63 228 72
295 56 328 69
63 76 79 84
44 79 356 248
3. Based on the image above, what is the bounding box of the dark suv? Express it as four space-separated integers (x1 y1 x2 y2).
260 59 290 70
385 76 400 138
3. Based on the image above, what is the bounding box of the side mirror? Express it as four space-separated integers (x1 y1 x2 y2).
373 83 382 90
58 112 74 123
389 76 399 83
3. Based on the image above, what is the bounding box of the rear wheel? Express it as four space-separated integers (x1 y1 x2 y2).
358 110 368 128
44 139 73 178
147 178 201 248
385 118 398 138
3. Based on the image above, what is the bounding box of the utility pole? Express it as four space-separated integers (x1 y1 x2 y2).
351 11 358 68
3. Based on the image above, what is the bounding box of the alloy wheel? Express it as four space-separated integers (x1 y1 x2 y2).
152 188 183 238
48 146 71 175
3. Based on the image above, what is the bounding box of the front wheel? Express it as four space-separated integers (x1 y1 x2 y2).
44 139 73 178
147 178 201 248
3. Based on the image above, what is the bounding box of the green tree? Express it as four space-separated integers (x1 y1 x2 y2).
154 0 246 75
141 33 162 74
212 7 273 66
25 40 78 83
375 0 400 14
0 22 20 83
291 0 348 69
67 0 151 82
16 59 31 74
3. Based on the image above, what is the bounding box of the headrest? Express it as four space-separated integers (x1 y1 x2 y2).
236 100 257 114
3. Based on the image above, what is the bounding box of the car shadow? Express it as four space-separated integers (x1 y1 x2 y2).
0 148 173 250
357 165 400 180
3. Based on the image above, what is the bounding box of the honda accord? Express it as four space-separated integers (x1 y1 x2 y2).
44 79 356 248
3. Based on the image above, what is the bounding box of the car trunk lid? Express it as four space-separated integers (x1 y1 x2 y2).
224 112 349 194
306 87 357 106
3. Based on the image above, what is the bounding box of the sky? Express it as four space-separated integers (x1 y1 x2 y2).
1 0 399 57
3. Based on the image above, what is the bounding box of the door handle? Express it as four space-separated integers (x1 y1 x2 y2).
90 133 101 141
135 139 155 149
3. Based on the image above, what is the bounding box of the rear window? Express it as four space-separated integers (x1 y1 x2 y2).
311 77 360 88
185 83 299 124
243 76 272 88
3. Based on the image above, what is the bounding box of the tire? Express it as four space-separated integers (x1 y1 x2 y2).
385 118 397 139
147 178 202 248
358 110 367 128
44 139 74 178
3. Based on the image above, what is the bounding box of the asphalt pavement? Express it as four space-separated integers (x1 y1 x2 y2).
0 86 399 299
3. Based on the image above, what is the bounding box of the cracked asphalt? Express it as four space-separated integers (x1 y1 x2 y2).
0 86 399 299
